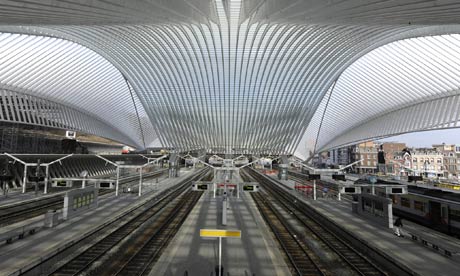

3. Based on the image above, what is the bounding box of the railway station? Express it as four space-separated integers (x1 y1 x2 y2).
2 1 460 276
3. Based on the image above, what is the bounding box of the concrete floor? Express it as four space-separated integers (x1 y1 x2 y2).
0 170 193 276
150 191 291 276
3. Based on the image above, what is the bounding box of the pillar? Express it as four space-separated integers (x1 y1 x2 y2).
169 152 179 178
278 155 289 180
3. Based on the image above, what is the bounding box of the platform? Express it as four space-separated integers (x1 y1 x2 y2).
0 189 67 208
150 190 291 276
0 169 167 208
0 170 193 276
275 175 460 276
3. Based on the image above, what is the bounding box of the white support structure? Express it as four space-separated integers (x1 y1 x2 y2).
313 179 317 200
138 167 143 197
97 154 165 197
218 237 222 276
43 154 74 194
293 159 364 175
22 165 28 194
115 167 120 196
96 155 120 196
4 153 74 194
44 166 50 194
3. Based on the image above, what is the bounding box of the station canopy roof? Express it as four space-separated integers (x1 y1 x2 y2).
1 1 460 159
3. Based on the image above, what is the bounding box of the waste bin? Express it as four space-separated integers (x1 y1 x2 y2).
44 210 59 228
352 201 359 213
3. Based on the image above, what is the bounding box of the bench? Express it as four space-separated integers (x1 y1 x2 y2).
408 232 457 258
0 223 42 245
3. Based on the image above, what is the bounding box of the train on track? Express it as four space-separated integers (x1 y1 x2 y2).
289 169 460 237
390 186 460 236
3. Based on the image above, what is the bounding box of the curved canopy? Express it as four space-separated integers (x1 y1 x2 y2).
0 0 460 157
298 34 460 159
0 32 156 148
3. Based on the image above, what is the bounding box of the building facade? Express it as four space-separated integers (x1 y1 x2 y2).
433 144 458 179
411 148 444 178
352 141 378 174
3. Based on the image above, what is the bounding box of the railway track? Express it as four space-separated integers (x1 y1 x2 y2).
245 168 390 276
288 170 353 201
251 192 327 276
44 169 207 276
100 190 202 276
0 170 166 226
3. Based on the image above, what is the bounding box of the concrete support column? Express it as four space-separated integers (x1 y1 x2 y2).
169 152 179 178
138 168 143 197
22 165 28 193
115 167 120 196
278 164 288 180
222 198 227 225
278 155 289 180
44 165 49 194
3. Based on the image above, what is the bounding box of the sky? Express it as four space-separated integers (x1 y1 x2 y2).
379 128 460 148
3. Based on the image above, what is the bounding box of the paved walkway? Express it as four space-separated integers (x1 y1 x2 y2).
274 174 460 276
150 191 291 276
0 170 193 276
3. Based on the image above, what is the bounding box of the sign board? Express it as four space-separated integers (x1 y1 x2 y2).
307 174 321 180
408 176 423 182
192 181 213 191
63 187 98 220
200 229 241 238
200 228 241 276
332 174 346 181
385 186 408 195
339 186 362 194
66 130 77 139
243 184 259 192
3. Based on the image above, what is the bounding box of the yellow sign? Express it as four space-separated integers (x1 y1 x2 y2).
200 229 241 238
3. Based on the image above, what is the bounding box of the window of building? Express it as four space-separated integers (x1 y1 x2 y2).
413 158 417 162
438 159 442 163
401 197 410 208
414 201 425 212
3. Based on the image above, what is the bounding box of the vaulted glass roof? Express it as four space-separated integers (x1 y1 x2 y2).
297 34 460 159
0 0 460 158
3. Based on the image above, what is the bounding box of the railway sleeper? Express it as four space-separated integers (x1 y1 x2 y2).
249 168 419 276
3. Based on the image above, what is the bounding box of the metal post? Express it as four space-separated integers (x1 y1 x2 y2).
237 183 239 199
218 237 222 276
116 167 120 196
82 177 86 188
138 167 143 197
313 179 316 200
372 183 375 195
44 165 49 194
222 197 227 225
213 182 216 198
338 191 341 201
22 165 27 193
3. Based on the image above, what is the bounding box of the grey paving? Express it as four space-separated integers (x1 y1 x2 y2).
275 176 460 276
150 191 291 276
0 170 194 276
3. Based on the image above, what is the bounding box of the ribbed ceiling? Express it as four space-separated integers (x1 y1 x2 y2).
0 0 460 157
